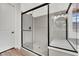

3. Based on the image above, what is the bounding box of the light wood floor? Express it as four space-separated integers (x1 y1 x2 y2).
0 48 34 56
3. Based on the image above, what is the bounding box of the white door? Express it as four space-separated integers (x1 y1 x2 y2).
0 4 15 52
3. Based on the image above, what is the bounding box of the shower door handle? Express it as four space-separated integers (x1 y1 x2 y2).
29 26 31 30
11 31 14 34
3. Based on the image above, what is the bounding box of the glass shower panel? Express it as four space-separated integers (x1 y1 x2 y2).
32 5 48 55
76 4 79 51
49 3 77 52
68 3 79 52
22 13 33 50
67 3 77 51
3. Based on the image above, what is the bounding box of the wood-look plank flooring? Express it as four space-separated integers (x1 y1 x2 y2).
0 48 33 56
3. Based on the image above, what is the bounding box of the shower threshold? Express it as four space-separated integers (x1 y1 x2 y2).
49 39 77 53
48 46 78 56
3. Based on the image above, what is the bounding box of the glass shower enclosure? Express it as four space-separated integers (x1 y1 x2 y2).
49 3 78 53
21 3 78 56
22 4 48 55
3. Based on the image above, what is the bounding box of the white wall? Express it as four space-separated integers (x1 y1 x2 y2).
14 4 21 49
9 3 21 49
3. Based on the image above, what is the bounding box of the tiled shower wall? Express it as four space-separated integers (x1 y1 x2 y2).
33 15 48 55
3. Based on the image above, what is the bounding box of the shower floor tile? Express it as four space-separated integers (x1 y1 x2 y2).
23 43 33 50
50 39 74 51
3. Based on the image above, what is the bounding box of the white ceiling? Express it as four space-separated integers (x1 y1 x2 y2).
9 3 69 13
49 3 69 14
21 3 69 13
21 3 42 12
